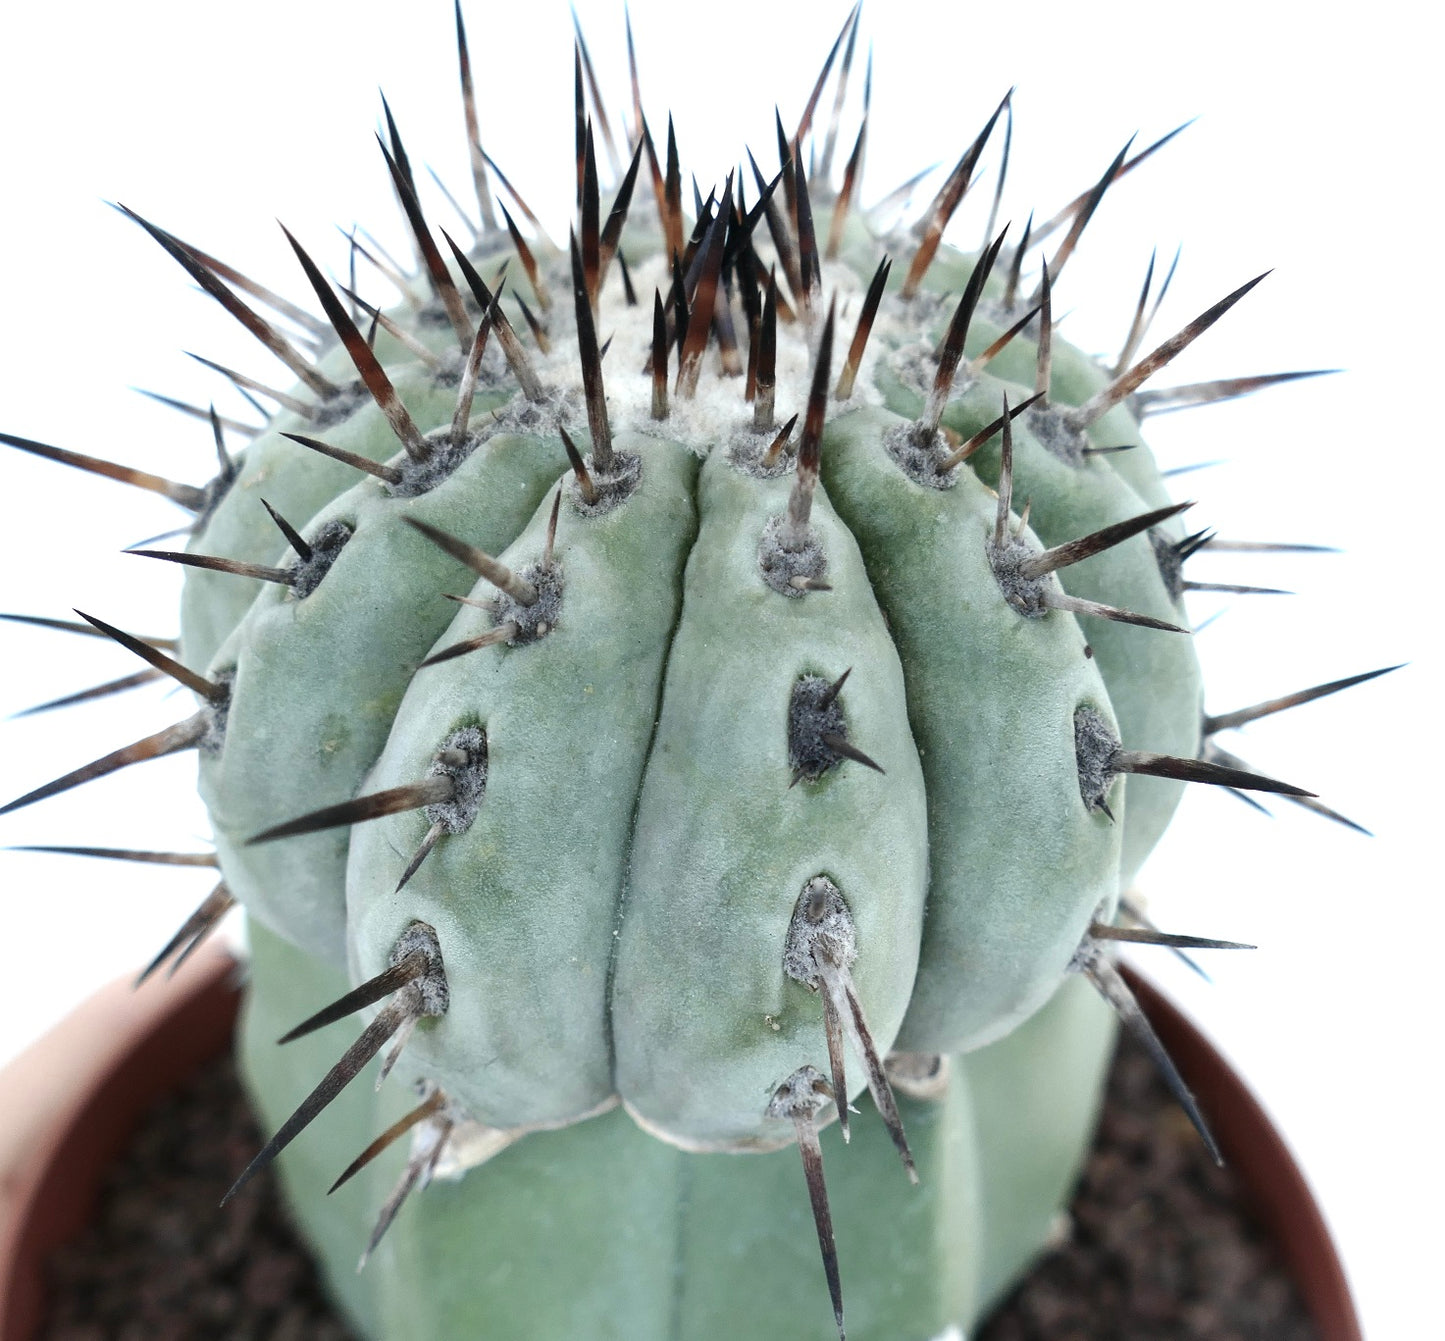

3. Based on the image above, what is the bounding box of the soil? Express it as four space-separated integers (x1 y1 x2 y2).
38 1033 1317 1341
976 1034 1320 1341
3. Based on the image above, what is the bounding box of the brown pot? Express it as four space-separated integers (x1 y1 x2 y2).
0 952 1362 1341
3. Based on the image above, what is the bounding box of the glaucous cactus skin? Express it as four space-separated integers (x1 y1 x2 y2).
241 916 1116 1339
2 8 1378 1339
194 180 1198 1333
194 208 1171 1150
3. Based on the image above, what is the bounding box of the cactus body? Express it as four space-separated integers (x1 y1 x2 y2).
241 914 1115 1340
190 200 1188 1326
0 9 1382 1339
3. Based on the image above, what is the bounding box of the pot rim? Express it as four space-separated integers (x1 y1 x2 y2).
0 946 240 1341
1124 969 1362 1341
0 954 1360 1341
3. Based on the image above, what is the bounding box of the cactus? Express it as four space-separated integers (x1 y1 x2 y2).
0 6 1393 1339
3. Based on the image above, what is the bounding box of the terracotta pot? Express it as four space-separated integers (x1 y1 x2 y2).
0 953 1361 1341
0 948 239 1341
1125 973 1362 1341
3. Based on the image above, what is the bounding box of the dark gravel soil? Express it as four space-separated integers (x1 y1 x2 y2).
977 1034 1319 1341
40 1033 1317 1341
38 1055 350 1341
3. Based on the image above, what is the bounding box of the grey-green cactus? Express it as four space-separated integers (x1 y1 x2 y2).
1 7 1392 1338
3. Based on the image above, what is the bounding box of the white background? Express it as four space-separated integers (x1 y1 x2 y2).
0 2 1438 1337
